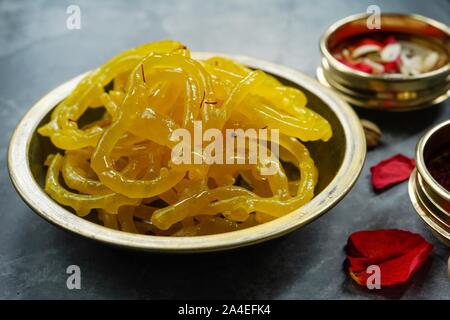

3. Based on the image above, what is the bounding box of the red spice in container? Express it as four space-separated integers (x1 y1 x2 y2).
426 143 450 192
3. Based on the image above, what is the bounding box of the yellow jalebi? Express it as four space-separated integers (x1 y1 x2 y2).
39 40 332 236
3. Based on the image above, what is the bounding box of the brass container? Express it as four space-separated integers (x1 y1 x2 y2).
8 52 366 252
318 13 450 111
409 120 450 246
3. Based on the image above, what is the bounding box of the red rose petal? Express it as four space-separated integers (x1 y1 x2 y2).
383 61 400 73
346 229 432 286
370 154 415 190
383 35 398 45
384 55 402 73
354 62 374 73
336 57 374 74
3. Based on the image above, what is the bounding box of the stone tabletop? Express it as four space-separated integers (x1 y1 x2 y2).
0 0 449 299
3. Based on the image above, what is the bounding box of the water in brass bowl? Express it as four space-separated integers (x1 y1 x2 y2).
8 53 366 252
318 13 450 111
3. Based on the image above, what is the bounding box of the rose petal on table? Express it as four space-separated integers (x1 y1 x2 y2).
346 229 432 287
370 154 415 190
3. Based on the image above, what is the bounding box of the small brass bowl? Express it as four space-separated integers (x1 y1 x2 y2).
8 52 366 252
318 13 450 111
409 120 450 246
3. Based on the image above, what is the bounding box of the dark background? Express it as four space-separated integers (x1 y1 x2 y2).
1 0 449 299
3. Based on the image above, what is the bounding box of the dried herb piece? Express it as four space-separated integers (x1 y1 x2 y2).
141 64 146 83
361 119 382 148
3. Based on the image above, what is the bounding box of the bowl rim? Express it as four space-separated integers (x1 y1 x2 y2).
319 12 450 81
408 170 450 245
416 119 450 202
316 65 450 111
8 52 366 252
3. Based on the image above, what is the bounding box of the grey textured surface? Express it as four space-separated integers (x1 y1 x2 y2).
1 0 449 299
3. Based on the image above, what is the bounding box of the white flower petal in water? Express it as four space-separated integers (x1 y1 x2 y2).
422 52 439 72
362 58 384 74
351 44 381 59
381 43 401 62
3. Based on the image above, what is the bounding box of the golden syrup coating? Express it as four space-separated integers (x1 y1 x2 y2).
39 40 332 236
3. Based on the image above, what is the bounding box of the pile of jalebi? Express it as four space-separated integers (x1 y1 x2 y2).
39 40 332 236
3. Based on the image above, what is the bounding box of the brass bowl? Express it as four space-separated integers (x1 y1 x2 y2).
8 52 366 252
318 13 450 111
409 120 450 246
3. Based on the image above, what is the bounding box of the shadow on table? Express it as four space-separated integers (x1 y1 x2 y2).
355 103 445 135
61 226 318 299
